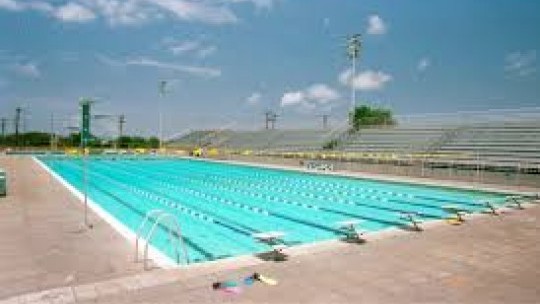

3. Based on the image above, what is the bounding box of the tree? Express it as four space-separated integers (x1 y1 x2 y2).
349 105 395 131
0 131 163 149
322 139 339 150
148 137 159 149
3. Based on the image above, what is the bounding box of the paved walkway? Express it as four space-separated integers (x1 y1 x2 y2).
83 204 540 304
1 156 539 303
0 157 143 300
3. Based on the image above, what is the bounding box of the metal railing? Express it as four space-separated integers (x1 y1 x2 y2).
135 209 189 270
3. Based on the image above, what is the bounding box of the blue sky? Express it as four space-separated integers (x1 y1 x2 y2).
0 0 539 136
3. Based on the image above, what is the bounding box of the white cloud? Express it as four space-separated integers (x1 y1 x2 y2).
0 0 94 23
28 1 53 12
339 68 392 91
0 0 20 11
245 92 261 105
169 40 200 55
505 50 536 77
12 62 41 78
197 45 217 58
87 0 153 25
1 0 275 26
150 0 238 24
54 3 96 23
165 39 217 58
98 54 221 78
417 57 430 72
322 17 330 29
230 0 275 10
281 91 305 106
306 84 340 103
0 0 52 12
367 14 387 35
126 58 221 77
281 84 340 109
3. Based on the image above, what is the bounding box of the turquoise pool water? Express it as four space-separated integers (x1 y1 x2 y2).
38 156 509 264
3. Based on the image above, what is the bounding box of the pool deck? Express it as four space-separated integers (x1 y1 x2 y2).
0 156 143 300
1 156 539 303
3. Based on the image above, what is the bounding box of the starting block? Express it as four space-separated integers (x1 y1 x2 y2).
253 231 288 260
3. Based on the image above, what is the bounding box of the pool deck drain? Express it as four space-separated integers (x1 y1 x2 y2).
0 156 539 303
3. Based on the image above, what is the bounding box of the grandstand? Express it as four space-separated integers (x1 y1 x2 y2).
339 126 448 153
428 121 540 170
171 108 540 173
171 129 337 151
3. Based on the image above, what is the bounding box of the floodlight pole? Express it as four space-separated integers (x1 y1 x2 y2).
83 144 89 227
347 34 362 113
159 106 163 150
50 113 55 151
352 54 357 111
159 80 167 151
117 115 125 151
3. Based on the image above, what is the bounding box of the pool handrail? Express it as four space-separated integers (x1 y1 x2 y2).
143 212 189 269
135 209 166 262
135 209 190 269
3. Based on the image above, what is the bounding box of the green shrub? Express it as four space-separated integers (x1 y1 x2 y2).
349 105 396 131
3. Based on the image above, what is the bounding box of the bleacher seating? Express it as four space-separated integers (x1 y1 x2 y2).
337 121 540 169
340 127 449 153
429 121 540 169
171 129 335 151
171 117 540 170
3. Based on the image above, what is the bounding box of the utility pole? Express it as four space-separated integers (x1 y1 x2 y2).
346 34 362 112
265 111 270 130
264 111 279 130
50 113 57 151
14 107 21 148
0 118 6 146
317 114 330 129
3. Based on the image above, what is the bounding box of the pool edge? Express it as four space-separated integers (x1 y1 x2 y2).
32 156 177 269
30 155 539 270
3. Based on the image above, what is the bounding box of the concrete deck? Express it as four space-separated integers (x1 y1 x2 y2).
82 205 540 304
0 156 143 299
0 156 539 303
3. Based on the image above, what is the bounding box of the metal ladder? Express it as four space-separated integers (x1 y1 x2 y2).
135 209 190 270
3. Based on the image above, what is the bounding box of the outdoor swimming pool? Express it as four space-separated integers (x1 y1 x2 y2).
37 156 509 264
